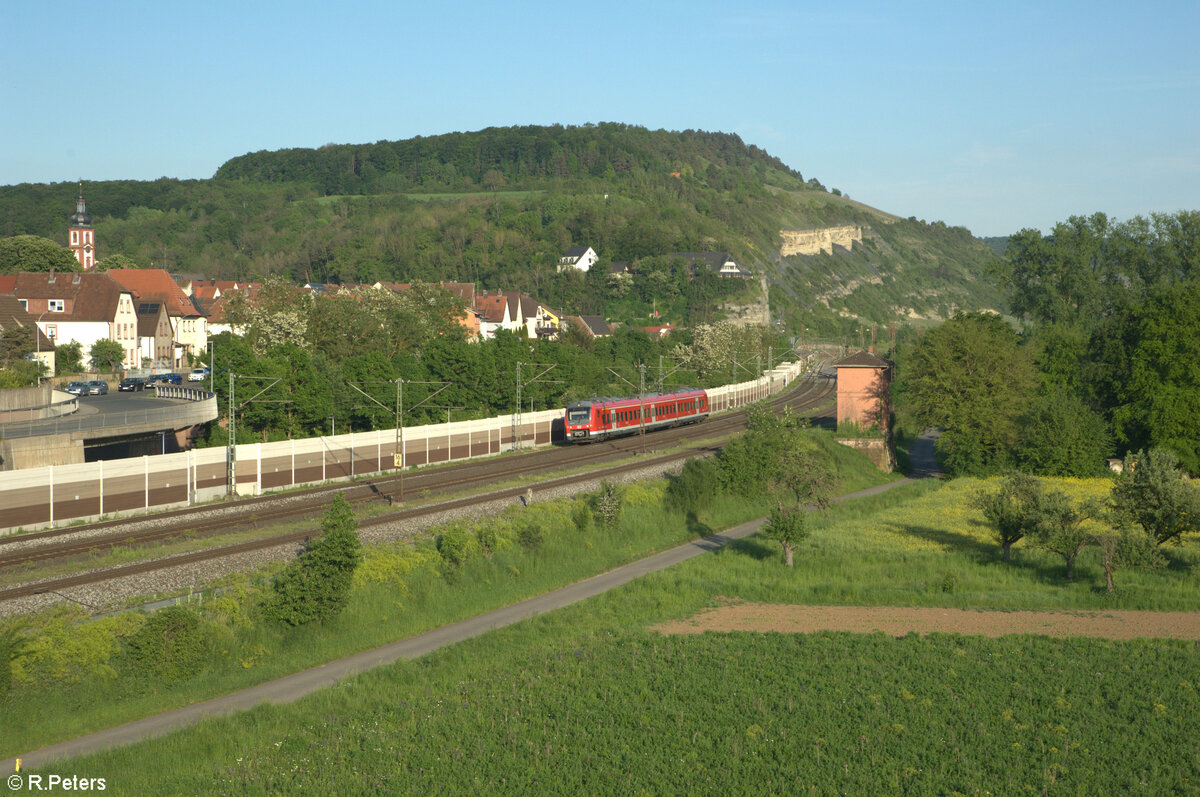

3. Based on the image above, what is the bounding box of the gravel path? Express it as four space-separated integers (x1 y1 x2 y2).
653 603 1200 640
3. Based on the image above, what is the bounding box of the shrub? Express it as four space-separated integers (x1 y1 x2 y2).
123 606 208 684
13 607 142 687
354 546 440 588
437 526 479 568
0 622 31 698
263 495 363 627
476 525 501 556
664 457 721 515
592 481 624 528
571 501 593 533
517 523 544 553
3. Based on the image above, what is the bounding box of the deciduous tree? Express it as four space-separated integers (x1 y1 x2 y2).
89 339 125 373
898 313 1037 476
1111 448 1200 546
1015 389 1111 477
1112 283 1200 473
1091 525 1163 594
0 235 80 274
733 406 835 567
1028 490 1099 580
93 254 142 271
55 340 84 375
974 472 1043 562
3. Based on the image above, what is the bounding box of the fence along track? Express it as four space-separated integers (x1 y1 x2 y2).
0 370 831 555
0 374 834 602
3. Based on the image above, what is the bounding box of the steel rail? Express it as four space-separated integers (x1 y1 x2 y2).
0 374 834 597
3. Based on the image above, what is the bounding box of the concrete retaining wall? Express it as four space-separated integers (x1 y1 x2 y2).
0 388 77 424
836 437 895 472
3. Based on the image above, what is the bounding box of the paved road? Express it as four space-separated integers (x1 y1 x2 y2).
0 392 201 440
2 432 940 771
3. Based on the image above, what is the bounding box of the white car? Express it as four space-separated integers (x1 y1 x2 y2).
187 367 210 382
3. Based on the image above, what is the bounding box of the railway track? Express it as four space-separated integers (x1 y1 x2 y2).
0 373 834 603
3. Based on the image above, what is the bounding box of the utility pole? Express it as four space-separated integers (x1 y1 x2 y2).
513 362 560 451
348 378 449 502
639 363 647 455
226 371 234 494
226 374 285 497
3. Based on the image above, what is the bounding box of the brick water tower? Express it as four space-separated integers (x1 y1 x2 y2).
834 349 892 433
833 349 894 470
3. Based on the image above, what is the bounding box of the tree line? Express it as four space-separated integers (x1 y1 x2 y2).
202 283 788 448
214 124 811 197
975 448 1198 593
896 210 1200 477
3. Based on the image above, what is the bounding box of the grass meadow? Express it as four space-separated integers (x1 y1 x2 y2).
11 442 1200 793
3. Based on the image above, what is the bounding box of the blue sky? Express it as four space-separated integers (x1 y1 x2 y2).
2 0 1196 236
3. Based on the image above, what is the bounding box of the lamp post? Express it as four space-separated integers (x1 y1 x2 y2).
34 311 48 386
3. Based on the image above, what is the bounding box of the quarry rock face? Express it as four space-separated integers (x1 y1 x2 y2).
780 225 864 256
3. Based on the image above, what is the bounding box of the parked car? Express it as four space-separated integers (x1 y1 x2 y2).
85 380 109 396
187 367 211 382
118 377 147 392
63 381 88 395
159 372 183 385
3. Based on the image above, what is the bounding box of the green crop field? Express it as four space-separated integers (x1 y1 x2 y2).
78 630 1197 794
28 472 1200 794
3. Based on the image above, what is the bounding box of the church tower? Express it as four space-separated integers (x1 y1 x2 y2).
68 185 95 270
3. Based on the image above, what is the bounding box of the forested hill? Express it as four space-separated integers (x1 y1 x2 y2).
0 124 1003 333
215 124 812 196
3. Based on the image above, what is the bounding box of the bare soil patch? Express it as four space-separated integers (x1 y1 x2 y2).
654 602 1200 640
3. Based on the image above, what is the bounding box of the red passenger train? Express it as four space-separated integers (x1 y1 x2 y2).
564 388 709 443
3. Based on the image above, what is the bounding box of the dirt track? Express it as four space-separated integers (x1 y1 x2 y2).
654 602 1200 641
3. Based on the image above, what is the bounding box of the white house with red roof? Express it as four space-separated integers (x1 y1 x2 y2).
10 271 139 368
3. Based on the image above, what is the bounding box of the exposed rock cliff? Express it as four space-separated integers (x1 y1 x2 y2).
780 226 865 256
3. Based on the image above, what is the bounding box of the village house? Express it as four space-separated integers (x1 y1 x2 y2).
7 272 140 369
557 245 599 273
566 315 613 338
668 251 753 278
135 302 175 369
0 294 56 376
107 269 208 366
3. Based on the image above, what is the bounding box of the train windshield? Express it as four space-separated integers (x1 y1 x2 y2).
567 408 591 424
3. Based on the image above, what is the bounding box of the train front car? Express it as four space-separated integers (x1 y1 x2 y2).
565 399 599 442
